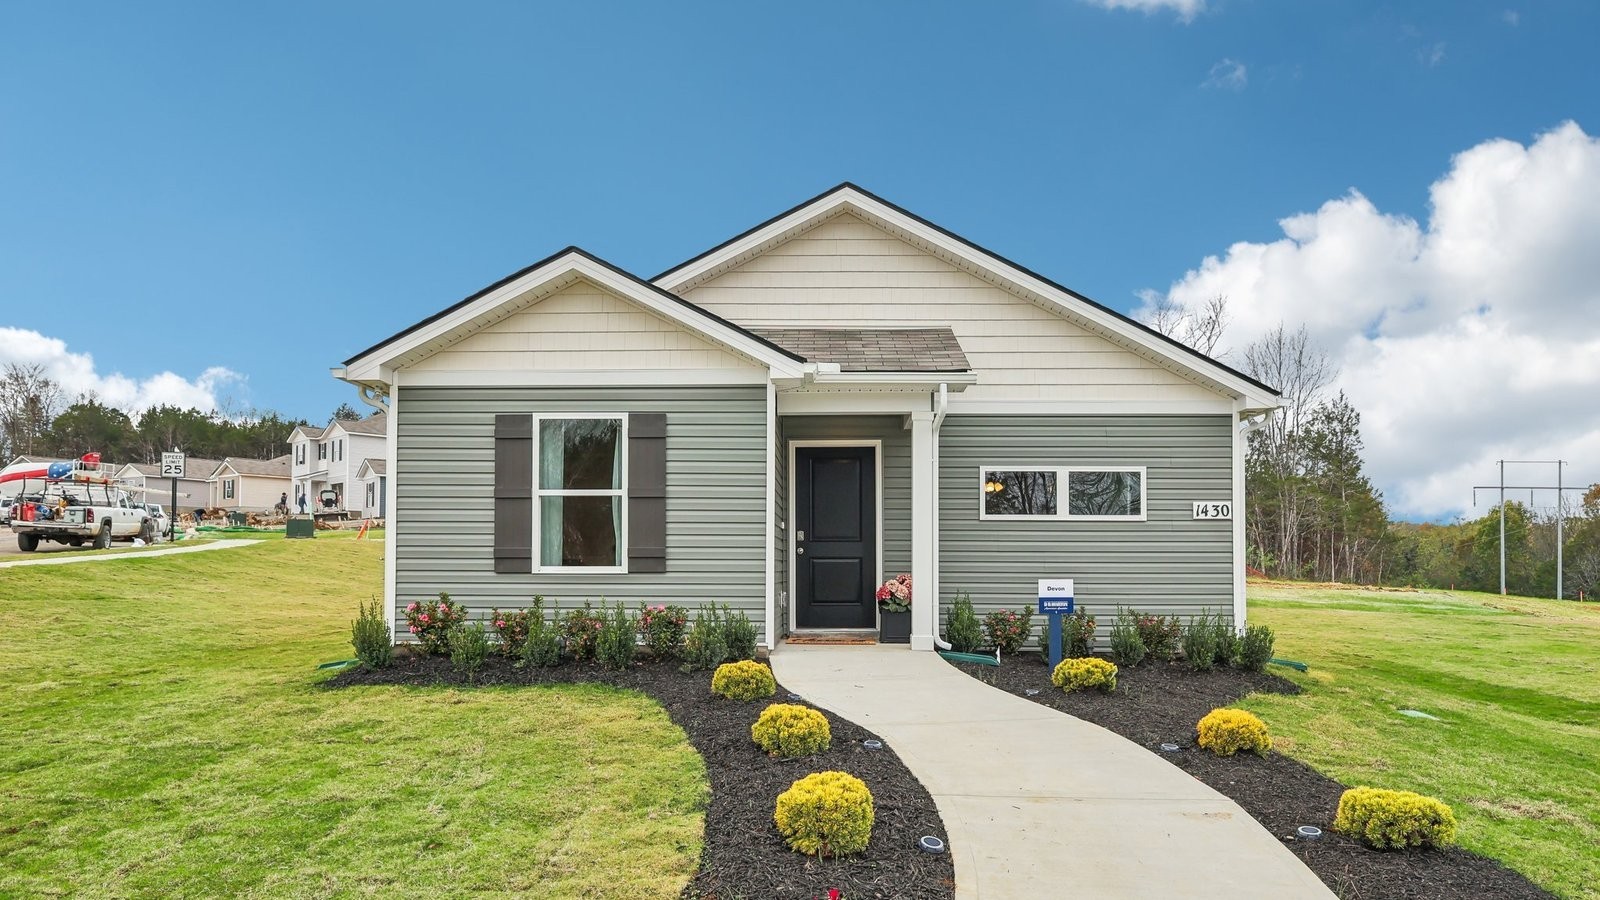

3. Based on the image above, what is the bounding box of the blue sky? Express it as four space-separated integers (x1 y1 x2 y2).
3 1 1598 517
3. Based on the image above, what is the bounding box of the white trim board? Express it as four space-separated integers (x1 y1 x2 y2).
786 440 884 635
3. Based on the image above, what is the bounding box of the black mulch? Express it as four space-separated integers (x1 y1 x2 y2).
953 656 1554 900
328 656 955 900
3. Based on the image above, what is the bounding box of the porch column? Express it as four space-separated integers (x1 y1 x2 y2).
910 410 936 650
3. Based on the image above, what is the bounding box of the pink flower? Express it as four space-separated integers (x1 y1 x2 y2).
419 614 430 624
406 602 417 612
409 625 418 633
495 620 505 628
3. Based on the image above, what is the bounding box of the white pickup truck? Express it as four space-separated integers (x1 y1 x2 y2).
10 487 155 551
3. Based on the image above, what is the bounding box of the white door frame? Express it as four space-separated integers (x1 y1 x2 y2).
787 439 884 633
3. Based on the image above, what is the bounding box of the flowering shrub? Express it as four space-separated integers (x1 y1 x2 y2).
490 605 536 657
1196 708 1272 757
560 602 605 661
1334 787 1457 850
1051 657 1118 693
752 703 831 757
774 771 874 857
639 603 690 659
982 607 1033 654
1134 612 1182 660
1064 610 1097 657
404 592 470 655
874 573 912 613
711 659 776 701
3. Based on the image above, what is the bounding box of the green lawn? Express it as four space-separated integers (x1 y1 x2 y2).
0 533 705 898
1241 581 1600 900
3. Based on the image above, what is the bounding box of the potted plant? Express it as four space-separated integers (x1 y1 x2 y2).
875 574 912 644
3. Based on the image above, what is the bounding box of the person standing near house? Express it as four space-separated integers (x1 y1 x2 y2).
277 492 289 516
297 491 307 514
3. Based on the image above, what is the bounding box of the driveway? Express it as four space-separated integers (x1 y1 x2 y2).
771 644 1334 900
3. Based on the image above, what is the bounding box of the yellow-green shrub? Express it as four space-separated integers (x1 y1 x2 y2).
773 771 874 857
1333 787 1457 850
710 660 776 701
752 703 831 757
1051 657 1118 693
1196 708 1272 757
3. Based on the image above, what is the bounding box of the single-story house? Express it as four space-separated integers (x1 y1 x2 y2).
336 184 1280 650
206 456 292 513
117 459 221 512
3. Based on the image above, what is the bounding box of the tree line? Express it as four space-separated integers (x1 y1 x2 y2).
0 363 362 466
1152 301 1598 600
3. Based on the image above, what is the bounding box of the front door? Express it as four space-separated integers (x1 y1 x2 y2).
794 445 877 629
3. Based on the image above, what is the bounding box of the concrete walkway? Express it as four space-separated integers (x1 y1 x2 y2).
0 539 261 569
771 644 1334 900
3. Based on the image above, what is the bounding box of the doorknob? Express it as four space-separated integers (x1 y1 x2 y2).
796 547 805 555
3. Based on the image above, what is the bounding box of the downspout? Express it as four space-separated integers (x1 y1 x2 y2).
931 383 952 651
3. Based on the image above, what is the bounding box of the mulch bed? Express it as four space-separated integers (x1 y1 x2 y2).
953 656 1554 900
329 656 954 899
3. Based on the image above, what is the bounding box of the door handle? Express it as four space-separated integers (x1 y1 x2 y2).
796 547 805 555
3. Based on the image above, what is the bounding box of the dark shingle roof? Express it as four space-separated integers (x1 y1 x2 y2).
750 327 971 373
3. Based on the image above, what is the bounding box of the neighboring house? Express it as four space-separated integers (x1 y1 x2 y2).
116 459 221 511
356 457 387 519
206 456 292 512
290 414 388 514
337 184 1280 649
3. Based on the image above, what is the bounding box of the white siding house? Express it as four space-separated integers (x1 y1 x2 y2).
207 456 292 512
290 414 388 516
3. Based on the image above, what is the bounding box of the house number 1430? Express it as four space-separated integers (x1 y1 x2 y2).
1192 501 1232 520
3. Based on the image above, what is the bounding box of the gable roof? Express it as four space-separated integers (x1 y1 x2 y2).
357 458 386 478
334 412 387 436
340 247 806 381
291 424 326 441
209 455 291 480
653 182 1279 408
752 327 970 373
120 459 222 479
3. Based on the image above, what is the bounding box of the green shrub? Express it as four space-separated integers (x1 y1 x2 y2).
752 703 832 757
404 592 469 655
639 603 689 660
983 607 1033 655
1134 611 1182 660
520 600 562 668
710 659 776 701
1051 657 1118 692
489 605 535 657
1238 624 1275 672
724 606 759 661
681 604 731 672
449 622 490 682
350 597 393 668
1333 787 1458 850
595 603 639 670
1064 609 1097 658
560 602 605 661
945 592 983 652
1182 612 1219 672
1108 607 1147 667
774 771 874 857
1196 708 1272 757
1211 615 1240 668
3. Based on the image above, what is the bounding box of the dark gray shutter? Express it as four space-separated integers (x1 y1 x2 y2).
628 413 667 573
493 414 534 574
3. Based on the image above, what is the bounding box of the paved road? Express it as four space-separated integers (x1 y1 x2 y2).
0 539 260 568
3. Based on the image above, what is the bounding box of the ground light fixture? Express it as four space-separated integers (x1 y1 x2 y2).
862 739 884 750
918 835 946 854
1297 826 1323 840
1159 742 1181 752
786 692 803 701
1023 688 1041 696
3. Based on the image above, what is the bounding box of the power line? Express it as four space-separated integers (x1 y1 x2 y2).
1471 459 1586 599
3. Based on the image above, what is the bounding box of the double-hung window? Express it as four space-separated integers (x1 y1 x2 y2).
223 479 236 500
980 466 1145 521
318 442 327 461
296 443 305 465
534 416 626 571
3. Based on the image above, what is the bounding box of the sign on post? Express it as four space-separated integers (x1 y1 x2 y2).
161 452 186 479
1038 579 1075 668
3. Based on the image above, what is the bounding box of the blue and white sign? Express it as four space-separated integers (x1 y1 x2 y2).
1037 578 1075 615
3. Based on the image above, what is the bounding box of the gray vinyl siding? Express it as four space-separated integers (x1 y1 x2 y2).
781 415 911 587
395 385 767 638
939 415 1235 643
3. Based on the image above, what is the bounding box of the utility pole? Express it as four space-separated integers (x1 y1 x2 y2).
1499 460 1506 595
1472 460 1585 600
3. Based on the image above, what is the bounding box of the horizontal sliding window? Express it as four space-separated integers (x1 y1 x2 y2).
980 466 1145 521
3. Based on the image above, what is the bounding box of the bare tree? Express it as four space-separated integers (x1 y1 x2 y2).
0 363 64 459
1147 294 1230 356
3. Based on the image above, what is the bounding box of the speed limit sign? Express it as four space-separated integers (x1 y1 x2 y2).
161 452 186 478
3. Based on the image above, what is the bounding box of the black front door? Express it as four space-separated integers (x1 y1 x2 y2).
794 446 877 629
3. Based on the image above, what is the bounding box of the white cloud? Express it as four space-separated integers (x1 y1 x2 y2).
1079 0 1206 23
1203 58 1248 90
1138 121 1600 519
1502 10 1520 26
1419 41 1447 67
0 327 245 419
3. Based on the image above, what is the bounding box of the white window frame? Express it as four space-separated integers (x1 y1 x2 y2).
223 478 236 500
532 413 629 574
337 439 343 462
978 465 1147 522
318 442 327 461
296 443 305 465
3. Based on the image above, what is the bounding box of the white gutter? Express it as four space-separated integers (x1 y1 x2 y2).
931 383 952 651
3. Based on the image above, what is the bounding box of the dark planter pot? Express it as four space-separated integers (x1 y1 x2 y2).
879 609 911 644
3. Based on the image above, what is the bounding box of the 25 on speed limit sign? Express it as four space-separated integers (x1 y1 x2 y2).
161 452 186 478
1192 501 1232 519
